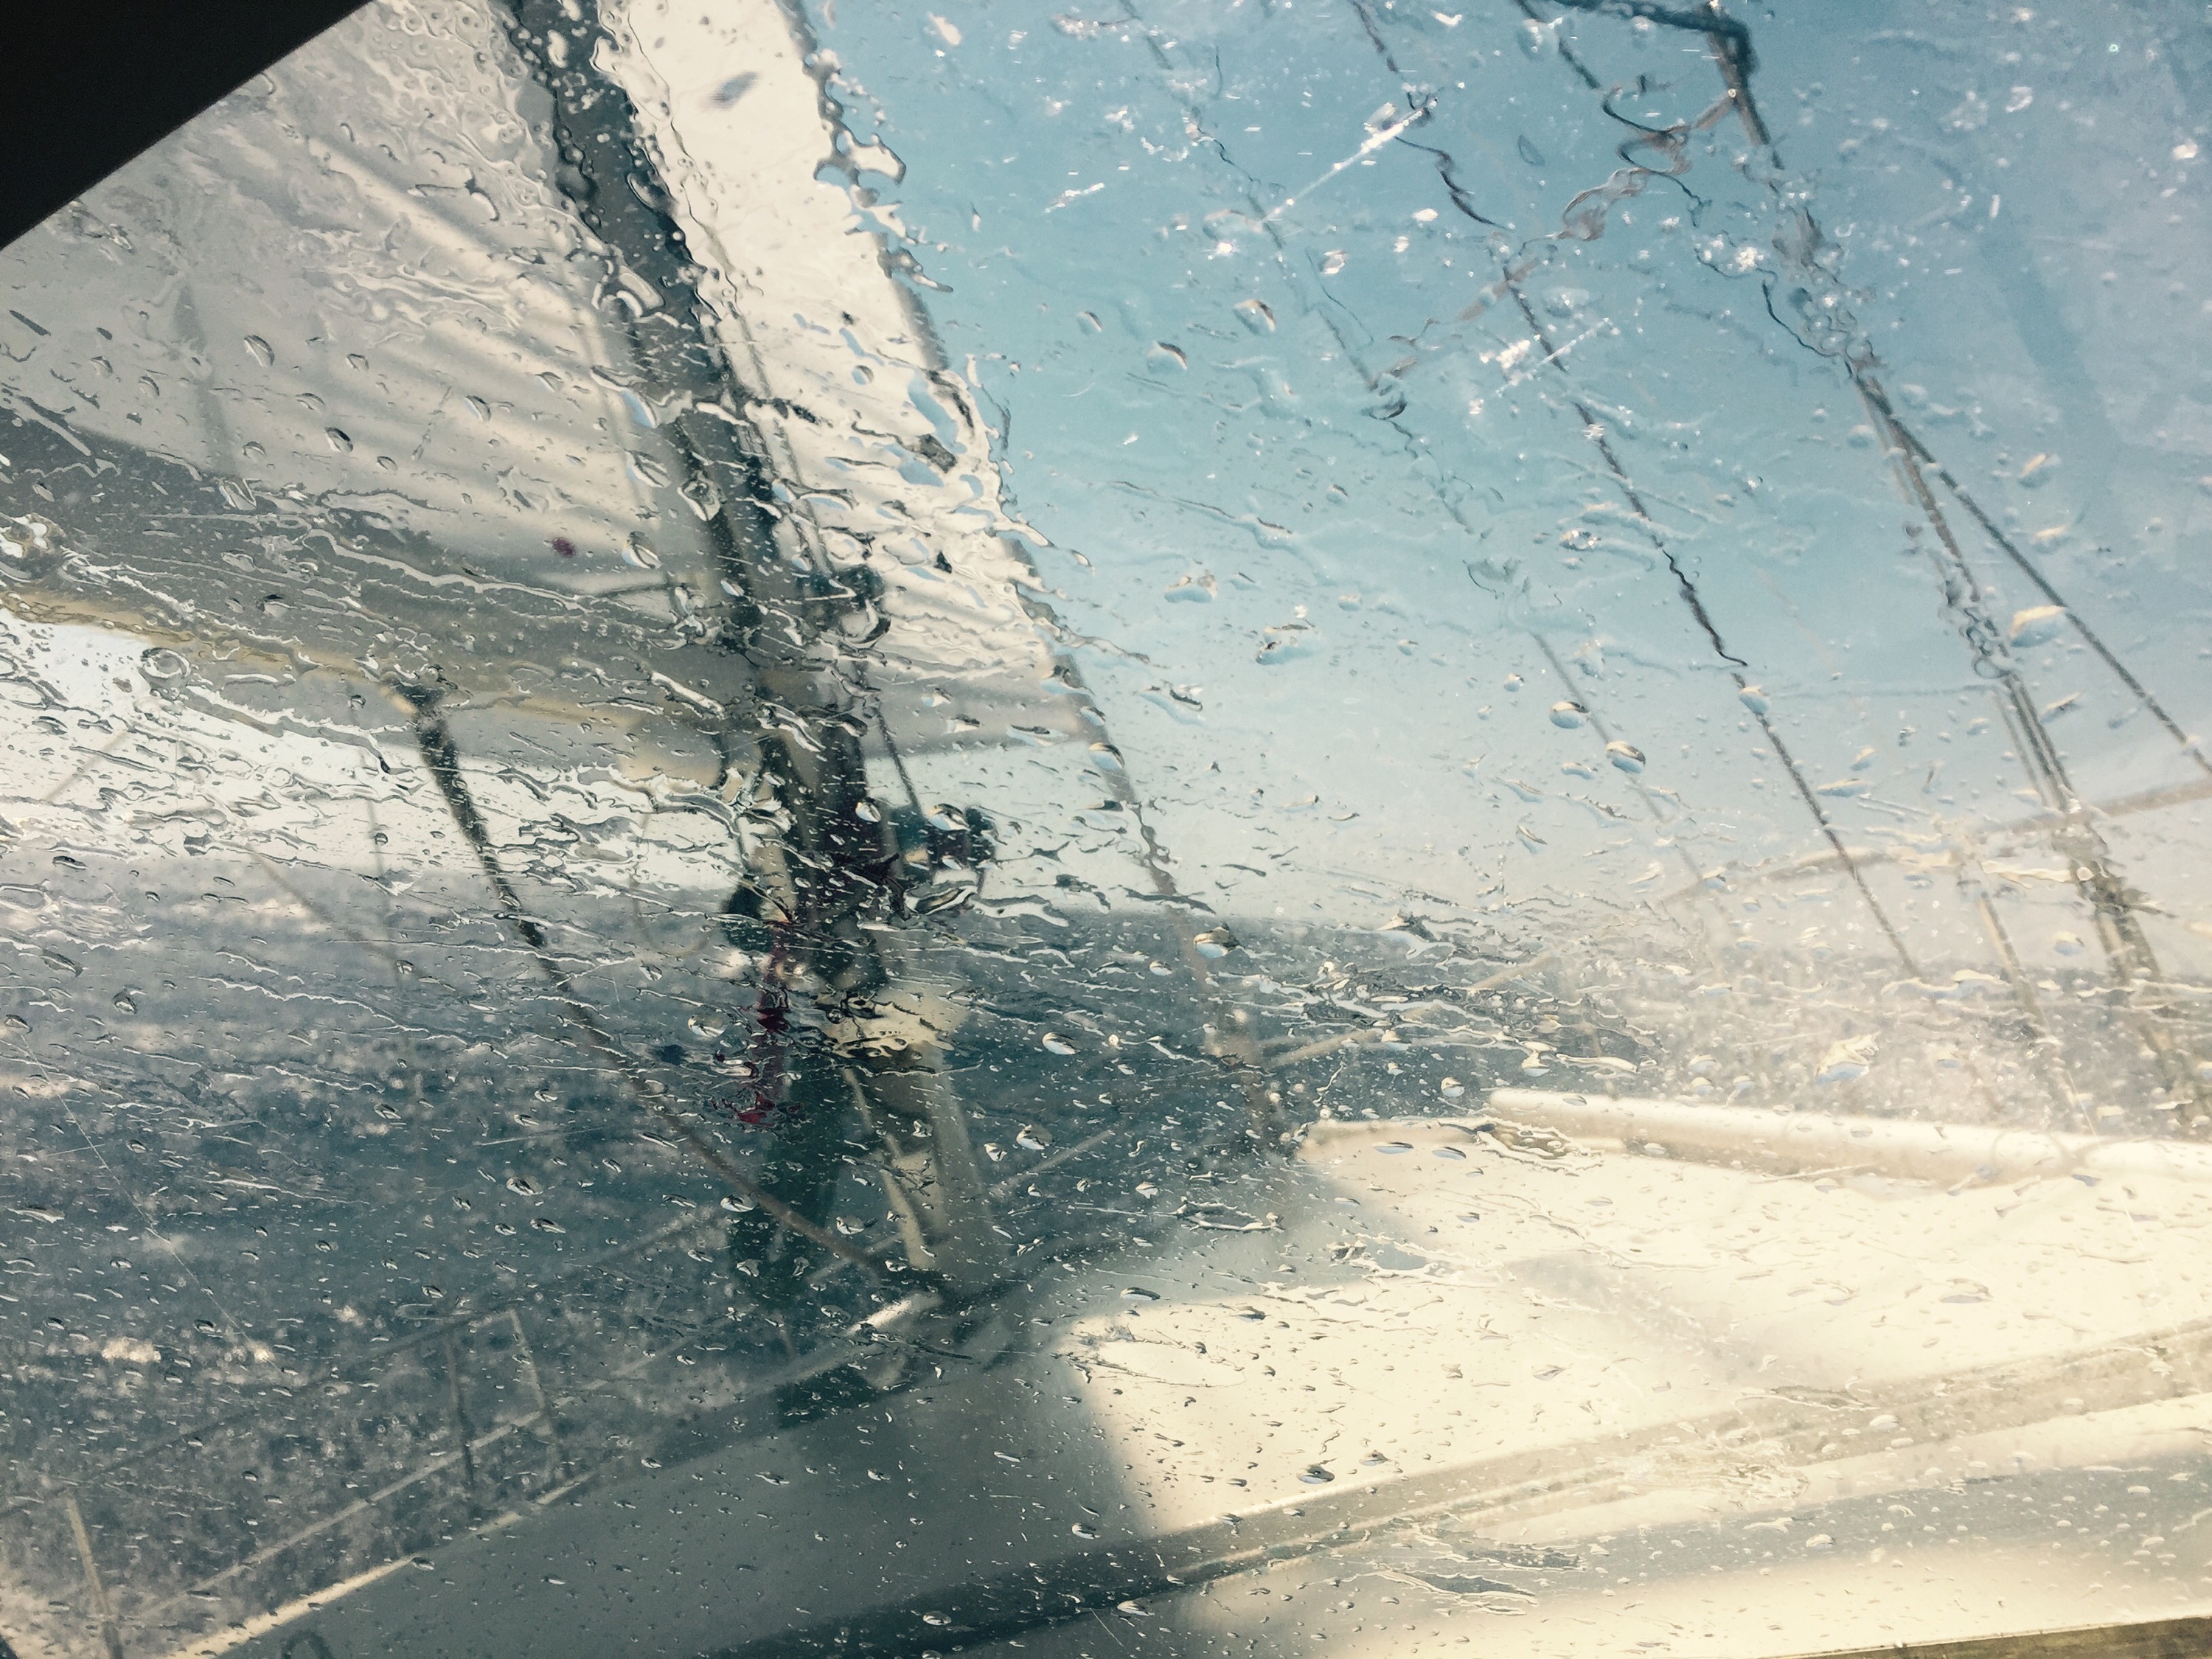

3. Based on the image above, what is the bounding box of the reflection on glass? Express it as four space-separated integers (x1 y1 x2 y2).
1 1 2209 1655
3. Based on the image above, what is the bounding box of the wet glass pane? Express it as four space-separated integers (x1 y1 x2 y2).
1 1 2209 1655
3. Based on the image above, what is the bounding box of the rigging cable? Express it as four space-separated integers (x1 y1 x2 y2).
1348 0 1922 975
1640 0 2212 1124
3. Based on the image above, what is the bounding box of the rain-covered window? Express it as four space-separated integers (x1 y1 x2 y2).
3 1 2210 1655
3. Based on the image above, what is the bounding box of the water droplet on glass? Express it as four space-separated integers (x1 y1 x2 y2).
243 335 274 366
1071 1522 1099 1539
1300 1464 1335 1484
1041 1032 1076 1055
1606 740 1646 773
1739 684 1770 714
1164 570 1217 602
1549 700 1587 729
324 427 353 453
140 647 189 688
2009 604 2065 647
1234 298 1276 333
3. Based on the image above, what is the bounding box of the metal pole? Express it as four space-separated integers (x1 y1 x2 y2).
63 1492 125 1659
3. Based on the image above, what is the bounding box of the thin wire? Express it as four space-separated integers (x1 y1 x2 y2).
1864 389 2212 780
1671 0 2211 1121
1341 0 1921 975
1501 287 1924 977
